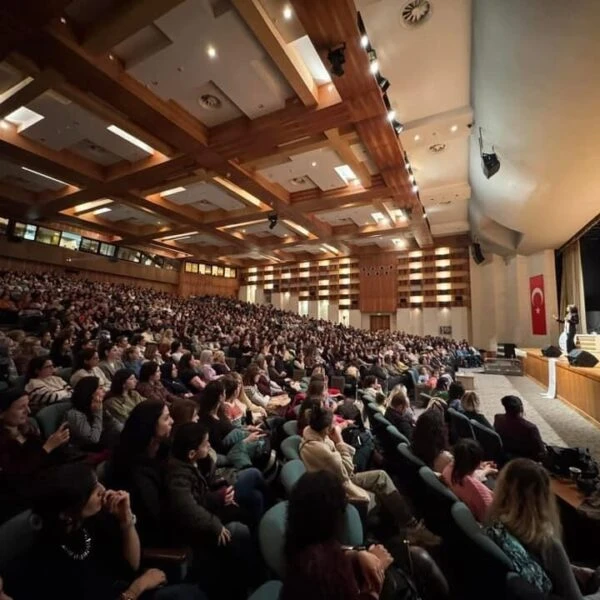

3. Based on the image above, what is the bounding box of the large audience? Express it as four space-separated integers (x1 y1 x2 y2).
0 270 597 600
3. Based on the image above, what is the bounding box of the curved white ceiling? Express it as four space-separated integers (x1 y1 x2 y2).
471 0 600 254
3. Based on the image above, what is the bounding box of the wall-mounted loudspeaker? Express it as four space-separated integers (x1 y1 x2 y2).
567 349 599 368
471 242 485 265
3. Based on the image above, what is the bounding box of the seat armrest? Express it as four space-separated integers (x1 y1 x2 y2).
142 546 190 563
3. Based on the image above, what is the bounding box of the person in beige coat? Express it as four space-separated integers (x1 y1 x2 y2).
300 405 439 547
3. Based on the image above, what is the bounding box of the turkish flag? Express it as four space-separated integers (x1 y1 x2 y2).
530 274 547 335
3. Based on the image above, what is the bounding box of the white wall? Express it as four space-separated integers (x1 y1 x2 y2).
470 251 559 350
396 307 470 340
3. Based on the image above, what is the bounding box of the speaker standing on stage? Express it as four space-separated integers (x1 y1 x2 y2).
553 305 579 353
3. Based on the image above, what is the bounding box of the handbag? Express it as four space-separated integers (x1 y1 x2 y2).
543 445 599 478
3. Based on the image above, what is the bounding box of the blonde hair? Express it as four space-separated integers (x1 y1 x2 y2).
213 350 225 363
487 459 561 552
231 371 253 411
461 391 480 413
199 349 213 365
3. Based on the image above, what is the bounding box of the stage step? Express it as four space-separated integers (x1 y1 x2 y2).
483 357 523 376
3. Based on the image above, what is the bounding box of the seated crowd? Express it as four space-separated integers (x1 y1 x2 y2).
0 270 597 600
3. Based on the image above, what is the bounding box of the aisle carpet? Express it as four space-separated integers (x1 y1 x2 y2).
473 372 600 462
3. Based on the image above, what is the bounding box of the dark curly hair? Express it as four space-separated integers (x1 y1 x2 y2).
412 408 448 468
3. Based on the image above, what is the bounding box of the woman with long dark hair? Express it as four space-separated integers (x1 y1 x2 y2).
137 361 181 405
106 401 173 545
70 348 111 391
66 376 117 451
14 462 205 600
412 409 452 473
282 470 393 600
104 369 145 430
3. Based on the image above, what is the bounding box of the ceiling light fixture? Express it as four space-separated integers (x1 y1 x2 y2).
21 166 68 186
376 74 390 92
92 207 112 215
414 134 420 141
322 243 339 254
283 4 293 20
387 109 396 122
369 59 379 75
74 199 113 214
334 164 358 184
282 219 311 237
207 45 217 59
450 124 458 132
327 43 346 77
221 219 266 230
360 34 369 48
213 176 262 207
311 161 317 167
107 125 154 154
160 186 186 197
60 16 67 24
161 231 198 241
412 184 419 193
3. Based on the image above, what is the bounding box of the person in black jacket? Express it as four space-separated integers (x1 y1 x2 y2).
461 391 492 429
384 388 415 442
166 423 261 599
106 400 173 546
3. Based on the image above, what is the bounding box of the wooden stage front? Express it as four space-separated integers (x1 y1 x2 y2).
523 349 600 428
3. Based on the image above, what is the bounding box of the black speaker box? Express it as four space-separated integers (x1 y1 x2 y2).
567 349 599 368
471 243 485 265
542 345 562 358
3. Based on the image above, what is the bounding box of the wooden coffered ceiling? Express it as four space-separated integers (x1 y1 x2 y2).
0 0 469 267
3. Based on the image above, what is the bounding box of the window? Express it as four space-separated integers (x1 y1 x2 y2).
190 263 198 274
80 237 100 253
0 217 8 234
198 263 206 275
14 222 37 240
185 262 193 273
217 266 224 277
99 243 115 257
224 267 231 278
211 265 218 276
230 269 237 278
59 231 81 251
36 227 61 246
117 247 141 263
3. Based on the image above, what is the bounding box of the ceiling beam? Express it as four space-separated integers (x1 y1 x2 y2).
232 0 318 107
80 0 187 54
0 181 36 205
324 128 372 188
0 122 103 187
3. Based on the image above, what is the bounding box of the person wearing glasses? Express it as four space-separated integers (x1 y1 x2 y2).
24 356 72 413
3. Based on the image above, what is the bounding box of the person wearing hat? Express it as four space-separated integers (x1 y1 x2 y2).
0 388 70 521
10 462 206 600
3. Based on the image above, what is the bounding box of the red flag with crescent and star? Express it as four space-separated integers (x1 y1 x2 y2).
530 274 547 335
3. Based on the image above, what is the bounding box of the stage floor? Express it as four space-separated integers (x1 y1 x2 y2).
522 349 600 428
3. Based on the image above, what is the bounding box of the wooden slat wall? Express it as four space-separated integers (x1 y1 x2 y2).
178 271 239 299
359 254 398 313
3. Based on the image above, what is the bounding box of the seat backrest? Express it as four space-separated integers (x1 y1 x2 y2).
385 425 410 446
57 367 72 384
248 581 283 600
418 466 458 535
35 401 72 438
448 407 475 440
282 419 298 438
281 435 302 461
419 466 459 504
330 375 346 392
451 502 513 571
292 368 306 382
280 460 306 495
259 501 363 579
372 412 391 432
397 442 426 470
471 420 504 462
0 510 42 569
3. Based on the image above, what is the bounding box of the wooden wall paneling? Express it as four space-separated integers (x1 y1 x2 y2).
0 237 178 292
178 271 239 299
359 254 397 313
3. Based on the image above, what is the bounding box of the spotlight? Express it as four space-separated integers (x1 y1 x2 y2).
367 49 379 74
360 34 369 48
478 127 501 179
268 213 278 230
327 43 347 77
392 119 404 134
376 74 390 92
412 184 419 193
387 110 396 122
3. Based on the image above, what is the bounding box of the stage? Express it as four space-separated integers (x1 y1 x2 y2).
523 349 600 428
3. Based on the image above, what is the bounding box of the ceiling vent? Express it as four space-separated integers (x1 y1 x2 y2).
429 143 446 153
401 0 432 27
198 94 222 110
290 176 310 186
